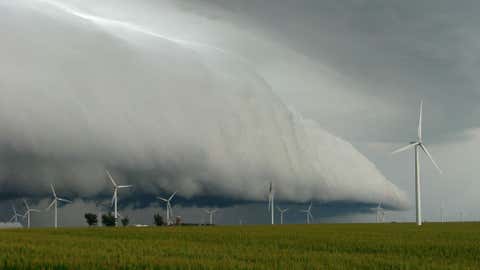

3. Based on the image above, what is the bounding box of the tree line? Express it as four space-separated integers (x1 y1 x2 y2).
84 212 181 227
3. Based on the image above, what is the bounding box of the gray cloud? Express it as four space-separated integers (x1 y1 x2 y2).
178 0 480 143
0 0 408 225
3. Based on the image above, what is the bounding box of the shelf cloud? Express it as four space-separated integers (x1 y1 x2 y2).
0 0 408 210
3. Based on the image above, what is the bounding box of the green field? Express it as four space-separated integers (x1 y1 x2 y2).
1 223 479 269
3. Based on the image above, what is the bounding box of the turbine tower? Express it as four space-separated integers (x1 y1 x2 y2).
23 199 40 228
392 101 442 226
267 181 275 225
47 184 72 228
106 170 133 227
440 202 446 223
9 205 23 224
157 192 176 225
300 203 313 224
375 202 385 223
277 207 288 225
205 209 218 225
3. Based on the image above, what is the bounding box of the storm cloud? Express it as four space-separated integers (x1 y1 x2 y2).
0 0 409 220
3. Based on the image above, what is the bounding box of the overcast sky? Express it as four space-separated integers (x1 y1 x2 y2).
1 0 479 226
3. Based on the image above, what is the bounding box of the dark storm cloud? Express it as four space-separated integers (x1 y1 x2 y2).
192 0 480 143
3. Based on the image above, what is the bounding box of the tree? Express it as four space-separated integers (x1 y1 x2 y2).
154 213 164 226
84 213 98 227
102 212 116 227
121 217 130 227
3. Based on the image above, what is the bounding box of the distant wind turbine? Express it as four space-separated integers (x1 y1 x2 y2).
23 199 40 228
375 202 385 223
47 184 72 228
392 101 442 226
205 209 218 225
106 170 133 227
9 205 23 224
267 182 275 225
300 203 313 224
157 192 176 225
440 203 446 223
277 207 288 225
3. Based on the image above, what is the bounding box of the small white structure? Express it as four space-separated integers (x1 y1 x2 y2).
0 222 23 229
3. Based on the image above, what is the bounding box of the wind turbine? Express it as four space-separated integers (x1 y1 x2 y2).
392 101 442 226
47 184 72 228
267 181 275 225
106 170 133 227
157 192 176 225
440 203 446 223
277 207 288 225
23 199 40 228
375 202 385 223
300 203 313 224
8 205 23 224
205 209 218 225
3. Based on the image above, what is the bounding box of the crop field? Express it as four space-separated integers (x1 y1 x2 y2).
0 223 479 270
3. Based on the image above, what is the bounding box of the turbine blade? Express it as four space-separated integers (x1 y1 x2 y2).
168 191 177 201
420 144 443 174
47 199 56 210
111 192 116 206
157 197 168 202
392 142 418 154
105 170 117 187
23 199 30 210
418 100 423 140
9 216 15 222
50 184 57 198
58 198 72 203
118 185 133 189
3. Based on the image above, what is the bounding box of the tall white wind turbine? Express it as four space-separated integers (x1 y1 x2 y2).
157 192 176 225
23 199 40 228
106 170 133 227
9 205 23 224
267 182 275 225
205 209 218 225
47 184 72 228
392 101 442 226
300 203 313 224
277 207 288 225
375 202 385 223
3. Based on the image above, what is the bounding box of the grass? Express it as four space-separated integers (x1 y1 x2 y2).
0 223 479 269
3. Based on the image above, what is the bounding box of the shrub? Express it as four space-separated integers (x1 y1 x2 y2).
121 217 129 227
154 213 164 226
84 213 98 227
101 213 116 227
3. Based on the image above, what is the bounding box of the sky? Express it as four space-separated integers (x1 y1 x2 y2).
1 0 479 226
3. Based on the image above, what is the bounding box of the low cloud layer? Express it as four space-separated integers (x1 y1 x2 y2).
0 0 408 214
